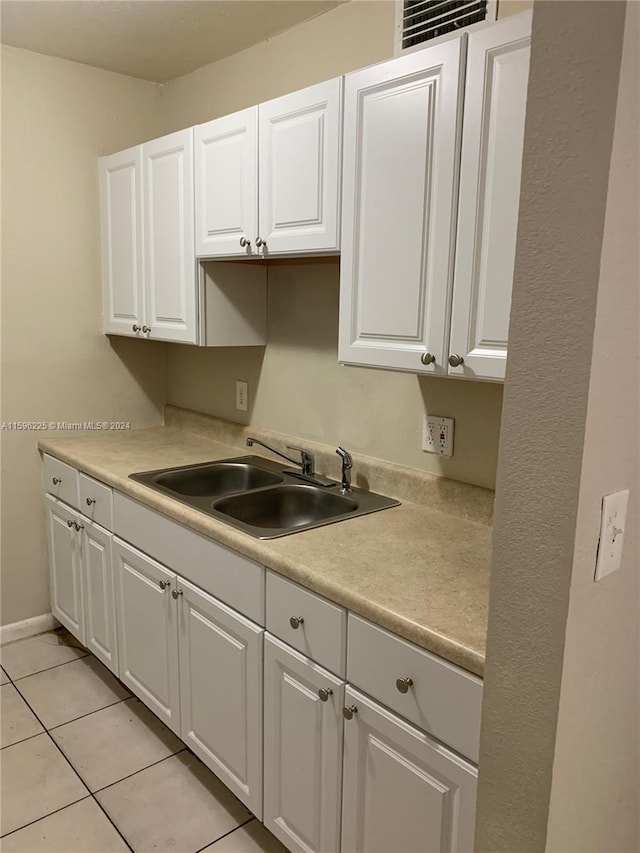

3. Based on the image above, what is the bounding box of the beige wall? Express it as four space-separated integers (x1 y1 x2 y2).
161 0 504 489
1 46 167 625
159 1 396 133
169 262 503 487
546 4 639 849
475 1 630 850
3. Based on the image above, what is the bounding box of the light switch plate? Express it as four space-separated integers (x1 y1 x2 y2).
422 415 454 456
594 489 629 581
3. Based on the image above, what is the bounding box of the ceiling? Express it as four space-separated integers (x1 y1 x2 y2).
0 0 345 83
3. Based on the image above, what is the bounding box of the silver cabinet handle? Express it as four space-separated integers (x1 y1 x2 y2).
86 498 96 506
74 522 84 532
52 477 62 485
396 677 414 694
421 352 435 366
171 589 183 599
342 705 358 720
239 237 251 248
448 354 464 367
255 237 266 248
318 688 333 702
158 580 169 590
132 324 141 332
67 519 74 528
289 616 304 630
142 325 151 334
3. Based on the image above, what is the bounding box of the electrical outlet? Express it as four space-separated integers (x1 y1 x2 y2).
236 380 248 412
422 415 454 456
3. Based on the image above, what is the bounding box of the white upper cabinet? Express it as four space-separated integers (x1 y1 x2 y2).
195 79 342 259
100 146 145 337
195 109 258 258
143 129 197 344
339 38 464 375
449 12 532 381
258 78 342 255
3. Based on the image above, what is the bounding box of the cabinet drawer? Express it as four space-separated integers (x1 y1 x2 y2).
42 454 80 510
113 492 264 624
266 571 346 677
79 474 113 530
347 614 482 762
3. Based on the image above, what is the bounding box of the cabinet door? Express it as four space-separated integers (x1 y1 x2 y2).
113 537 180 733
258 78 342 255
99 146 145 337
81 520 117 676
177 577 264 817
46 496 84 643
195 108 258 258
339 39 464 374
143 129 197 344
341 687 477 853
263 634 344 853
449 12 532 382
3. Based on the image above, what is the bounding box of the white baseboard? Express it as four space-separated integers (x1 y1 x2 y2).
0 613 59 646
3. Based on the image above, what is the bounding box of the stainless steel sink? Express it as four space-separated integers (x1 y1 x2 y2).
153 461 282 497
130 455 399 539
214 485 359 535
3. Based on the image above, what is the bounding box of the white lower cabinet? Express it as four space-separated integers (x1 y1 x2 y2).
81 519 117 674
263 634 345 853
46 495 85 641
113 537 181 734
46 496 118 676
341 687 477 853
177 577 264 817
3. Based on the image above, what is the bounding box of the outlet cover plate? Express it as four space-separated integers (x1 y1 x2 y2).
594 489 629 581
236 380 248 412
422 415 454 456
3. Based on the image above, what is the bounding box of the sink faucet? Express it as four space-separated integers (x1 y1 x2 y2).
246 437 315 477
336 446 353 494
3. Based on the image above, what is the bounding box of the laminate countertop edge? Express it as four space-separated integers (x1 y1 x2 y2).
38 428 490 677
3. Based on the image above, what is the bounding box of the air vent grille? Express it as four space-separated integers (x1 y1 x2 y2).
399 0 490 50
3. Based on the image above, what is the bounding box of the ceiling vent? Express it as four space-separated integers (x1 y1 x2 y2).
395 0 497 54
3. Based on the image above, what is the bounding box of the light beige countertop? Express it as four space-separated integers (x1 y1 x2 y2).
39 409 493 677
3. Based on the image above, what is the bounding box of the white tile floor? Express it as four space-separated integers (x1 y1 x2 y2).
0 629 287 853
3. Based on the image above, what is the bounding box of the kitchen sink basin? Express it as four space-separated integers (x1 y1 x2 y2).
215 485 358 532
130 456 285 500
130 454 399 539
153 461 282 497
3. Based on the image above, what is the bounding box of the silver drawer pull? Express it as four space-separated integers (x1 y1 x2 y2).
318 688 333 702
171 589 183 599
342 705 358 720
86 497 96 506
52 477 62 485
395 677 414 694
289 616 304 630
158 580 169 591
67 520 74 528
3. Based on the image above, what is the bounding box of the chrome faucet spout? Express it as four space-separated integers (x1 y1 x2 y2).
336 446 353 494
246 437 315 477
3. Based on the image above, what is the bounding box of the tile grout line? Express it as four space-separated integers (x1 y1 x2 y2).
0 730 46 752
9 665 135 853
91 747 189 795
193 817 255 853
3 652 90 684
0 794 93 840
47 695 132 732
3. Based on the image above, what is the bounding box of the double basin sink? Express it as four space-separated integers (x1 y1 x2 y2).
130 455 399 539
